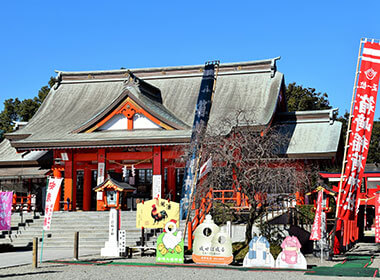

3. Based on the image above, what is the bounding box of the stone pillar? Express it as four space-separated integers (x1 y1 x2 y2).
101 208 120 257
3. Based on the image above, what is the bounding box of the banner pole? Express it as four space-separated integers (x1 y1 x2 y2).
40 229 45 264
335 38 365 219
182 62 219 242
40 176 50 264
330 38 365 256
182 152 202 241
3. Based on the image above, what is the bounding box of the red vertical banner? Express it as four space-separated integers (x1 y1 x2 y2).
310 191 323 240
338 41 380 220
375 192 380 243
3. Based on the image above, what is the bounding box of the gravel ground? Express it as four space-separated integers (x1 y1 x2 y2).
0 254 377 280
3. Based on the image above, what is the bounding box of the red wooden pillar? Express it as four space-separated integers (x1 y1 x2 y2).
72 159 77 211
153 146 163 197
167 165 176 201
97 149 106 211
53 168 62 211
64 151 73 211
83 167 92 211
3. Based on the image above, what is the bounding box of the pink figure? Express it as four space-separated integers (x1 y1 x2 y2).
280 236 301 264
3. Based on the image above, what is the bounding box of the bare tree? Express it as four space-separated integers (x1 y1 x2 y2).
190 110 315 244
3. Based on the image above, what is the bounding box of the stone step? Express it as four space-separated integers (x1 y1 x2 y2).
1 210 188 251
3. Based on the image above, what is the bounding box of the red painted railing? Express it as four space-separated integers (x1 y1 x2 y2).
187 190 213 250
12 193 33 212
187 188 251 249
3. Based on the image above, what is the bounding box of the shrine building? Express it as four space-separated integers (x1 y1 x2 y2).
4 58 342 211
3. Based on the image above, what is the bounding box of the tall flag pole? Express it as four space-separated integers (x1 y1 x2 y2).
332 38 380 253
337 38 380 220
180 61 219 220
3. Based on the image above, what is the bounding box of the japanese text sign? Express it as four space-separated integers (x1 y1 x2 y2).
43 177 63 230
339 42 380 220
0 192 13 231
376 193 380 243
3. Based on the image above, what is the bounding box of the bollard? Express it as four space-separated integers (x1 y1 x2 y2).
74 232 79 260
33 237 38 268
141 227 145 257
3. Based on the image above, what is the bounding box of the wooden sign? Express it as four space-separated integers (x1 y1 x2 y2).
192 215 233 265
136 199 179 229
243 236 274 267
156 220 184 263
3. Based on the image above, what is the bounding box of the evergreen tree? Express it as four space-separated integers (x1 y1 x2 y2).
0 77 54 141
285 82 331 111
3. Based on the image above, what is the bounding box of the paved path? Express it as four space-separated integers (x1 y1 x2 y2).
0 243 379 279
0 248 99 268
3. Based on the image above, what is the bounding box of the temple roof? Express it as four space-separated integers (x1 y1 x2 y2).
274 109 342 159
0 139 50 166
93 172 136 192
7 58 286 150
0 139 51 180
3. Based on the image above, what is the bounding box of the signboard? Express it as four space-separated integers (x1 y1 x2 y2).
0 192 13 231
243 235 275 268
275 236 307 269
152 175 162 198
136 199 179 229
192 215 233 265
376 192 380 243
97 162 105 185
97 191 103 201
43 178 63 230
156 220 184 263
338 41 380 220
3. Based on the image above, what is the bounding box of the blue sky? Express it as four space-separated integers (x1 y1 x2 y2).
1 1 380 118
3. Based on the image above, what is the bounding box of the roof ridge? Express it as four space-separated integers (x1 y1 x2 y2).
55 57 280 76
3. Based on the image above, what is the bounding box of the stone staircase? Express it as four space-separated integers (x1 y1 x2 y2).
0 211 187 251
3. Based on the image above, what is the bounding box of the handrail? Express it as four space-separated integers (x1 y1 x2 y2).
187 189 213 249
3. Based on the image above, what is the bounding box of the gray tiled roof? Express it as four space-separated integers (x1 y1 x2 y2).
8 58 285 149
12 129 192 149
0 139 48 165
275 110 342 159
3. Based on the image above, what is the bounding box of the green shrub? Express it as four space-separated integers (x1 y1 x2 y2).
211 202 236 225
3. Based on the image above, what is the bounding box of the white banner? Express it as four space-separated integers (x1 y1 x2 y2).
152 175 162 198
43 177 63 230
97 162 105 185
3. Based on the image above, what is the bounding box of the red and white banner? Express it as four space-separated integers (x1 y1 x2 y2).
375 193 380 243
43 177 63 230
199 157 212 180
310 191 323 240
338 41 380 220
